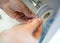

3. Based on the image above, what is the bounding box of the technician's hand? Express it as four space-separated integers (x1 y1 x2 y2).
0 0 37 23
1 18 43 43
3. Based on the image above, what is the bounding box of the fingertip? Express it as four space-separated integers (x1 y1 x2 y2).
34 18 43 24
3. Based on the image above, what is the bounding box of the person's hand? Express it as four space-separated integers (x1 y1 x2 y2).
1 18 43 43
0 0 37 23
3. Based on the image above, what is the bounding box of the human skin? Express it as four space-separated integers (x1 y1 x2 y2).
0 0 43 43
0 18 43 43
0 0 37 23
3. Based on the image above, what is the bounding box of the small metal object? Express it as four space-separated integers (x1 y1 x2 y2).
43 12 50 19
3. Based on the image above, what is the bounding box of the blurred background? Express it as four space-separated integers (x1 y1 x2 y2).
0 0 60 43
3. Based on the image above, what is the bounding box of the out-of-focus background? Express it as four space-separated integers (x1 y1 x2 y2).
0 0 60 43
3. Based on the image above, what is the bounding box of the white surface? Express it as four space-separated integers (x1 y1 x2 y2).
0 9 20 32
48 28 60 43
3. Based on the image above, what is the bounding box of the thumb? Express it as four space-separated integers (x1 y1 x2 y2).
24 18 43 40
24 18 42 33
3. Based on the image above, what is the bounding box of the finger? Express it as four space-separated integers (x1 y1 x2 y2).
9 0 37 18
23 18 42 33
33 23 43 40
23 18 43 40
9 0 22 12
2 3 32 23
0 0 8 6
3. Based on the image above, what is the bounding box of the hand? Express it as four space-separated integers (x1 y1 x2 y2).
0 0 37 23
1 18 43 43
